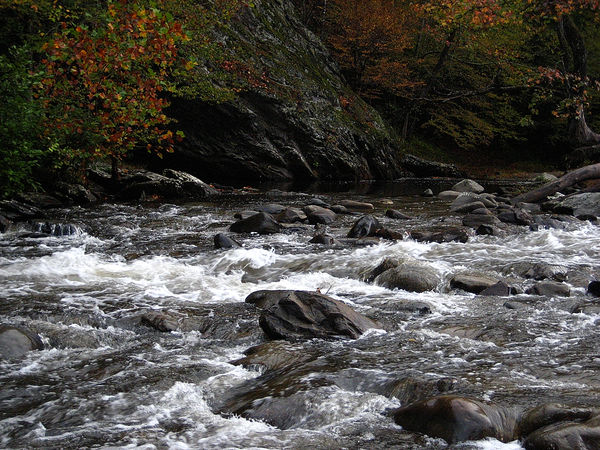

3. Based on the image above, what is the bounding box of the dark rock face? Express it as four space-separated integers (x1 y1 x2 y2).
230 212 281 234
245 290 378 340
392 396 519 444
347 215 381 238
161 1 401 184
214 233 241 249
0 326 44 359
587 281 600 297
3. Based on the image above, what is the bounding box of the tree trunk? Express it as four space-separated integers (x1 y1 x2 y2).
512 163 600 203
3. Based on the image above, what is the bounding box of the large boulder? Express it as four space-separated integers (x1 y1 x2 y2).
374 261 441 293
302 205 336 225
347 215 381 238
452 179 485 194
523 417 600 449
245 290 378 340
553 192 600 218
0 326 44 359
230 212 281 234
450 274 500 294
400 154 465 178
410 227 469 244
392 396 520 444
120 169 217 200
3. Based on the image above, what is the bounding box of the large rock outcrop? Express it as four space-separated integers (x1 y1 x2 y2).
163 0 402 184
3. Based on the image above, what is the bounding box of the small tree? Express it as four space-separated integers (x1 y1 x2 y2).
39 0 187 180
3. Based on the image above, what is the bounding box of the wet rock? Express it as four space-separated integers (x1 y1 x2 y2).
522 416 600 449
587 281 600 297
531 215 568 230
423 188 434 197
309 234 337 245
234 210 259 220
451 193 496 209
52 182 97 204
462 214 500 228
553 192 600 218
121 169 217 200
17 191 63 208
479 281 512 297
497 208 534 226
0 326 44 359
518 403 599 438
246 290 378 340
476 224 500 236
232 341 316 372
526 281 570 297
375 262 441 293
275 207 307 223
140 312 178 332
569 300 600 315
506 262 568 282
347 215 381 238
373 227 404 240
391 396 519 444
0 200 44 221
452 179 484 194
450 274 499 294
306 198 330 208
410 227 469 243
31 222 79 237
214 233 241 249
338 199 374 210
400 154 465 178
0 215 10 232
330 204 349 214
385 209 411 220
361 257 401 283
451 201 487 214
438 190 462 200
302 205 336 225
258 204 286 215
162 169 219 197
230 212 281 234
385 377 457 406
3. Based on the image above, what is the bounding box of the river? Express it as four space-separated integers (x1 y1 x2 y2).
1 185 599 448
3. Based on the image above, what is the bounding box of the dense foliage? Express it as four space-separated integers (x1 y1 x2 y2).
1 0 599 196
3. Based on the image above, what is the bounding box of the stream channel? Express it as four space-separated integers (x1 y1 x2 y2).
1 181 599 448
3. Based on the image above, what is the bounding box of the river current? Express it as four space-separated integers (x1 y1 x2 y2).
1 187 599 449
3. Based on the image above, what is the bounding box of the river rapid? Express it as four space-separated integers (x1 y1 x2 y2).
1 185 599 449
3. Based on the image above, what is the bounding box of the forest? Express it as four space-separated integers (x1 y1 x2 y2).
1 0 599 196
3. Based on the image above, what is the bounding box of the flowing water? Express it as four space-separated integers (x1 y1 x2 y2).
1 187 599 449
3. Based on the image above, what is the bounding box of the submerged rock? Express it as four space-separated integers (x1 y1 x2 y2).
0 326 44 359
245 290 378 340
230 212 281 234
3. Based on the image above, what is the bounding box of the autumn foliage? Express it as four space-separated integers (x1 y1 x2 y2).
39 0 187 170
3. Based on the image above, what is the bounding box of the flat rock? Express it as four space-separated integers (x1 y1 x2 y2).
302 205 336 225
451 274 499 294
526 281 570 297
338 199 374 210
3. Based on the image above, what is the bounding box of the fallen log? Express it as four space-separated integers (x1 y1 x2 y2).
512 163 600 204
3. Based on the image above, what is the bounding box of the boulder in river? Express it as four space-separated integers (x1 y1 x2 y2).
505 262 568 282
553 192 600 218
230 212 281 234
522 416 600 449
587 281 600 297
245 290 378 340
452 179 485 194
385 209 411 220
450 274 500 294
302 205 336 225
478 281 512 297
410 227 469 244
141 312 179 332
214 233 242 249
347 215 381 238
276 207 307 223
309 234 337 245
526 281 571 297
0 326 44 359
338 199 374 211
392 396 519 444
374 261 441 293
